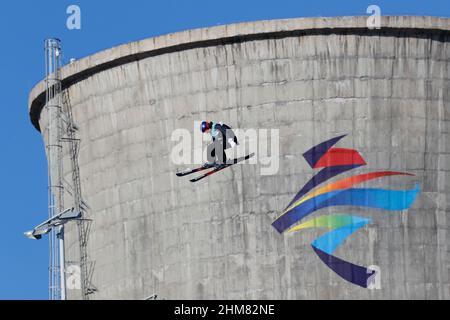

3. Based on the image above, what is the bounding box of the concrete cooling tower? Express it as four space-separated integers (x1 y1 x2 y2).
28 16 450 300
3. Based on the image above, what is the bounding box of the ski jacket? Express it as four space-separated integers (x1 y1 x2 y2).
210 122 238 148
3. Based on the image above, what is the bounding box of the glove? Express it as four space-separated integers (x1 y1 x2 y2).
228 138 237 148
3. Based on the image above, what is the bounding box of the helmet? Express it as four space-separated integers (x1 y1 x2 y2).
201 121 211 133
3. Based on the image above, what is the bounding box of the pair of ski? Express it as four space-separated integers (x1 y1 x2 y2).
176 153 255 183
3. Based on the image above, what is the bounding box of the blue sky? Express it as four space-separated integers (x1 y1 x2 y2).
0 0 448 300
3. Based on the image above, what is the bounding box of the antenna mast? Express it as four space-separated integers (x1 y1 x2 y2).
44 38 66 300
44 38 95 300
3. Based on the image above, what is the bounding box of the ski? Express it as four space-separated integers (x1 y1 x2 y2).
176 165 214 177
190 153 255 183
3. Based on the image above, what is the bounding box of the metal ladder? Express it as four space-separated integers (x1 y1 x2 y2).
61 88 96 299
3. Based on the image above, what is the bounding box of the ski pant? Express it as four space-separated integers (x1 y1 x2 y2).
207 138 227 164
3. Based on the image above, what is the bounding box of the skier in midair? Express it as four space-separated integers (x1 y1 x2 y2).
200 121 239 168
176 121 254 182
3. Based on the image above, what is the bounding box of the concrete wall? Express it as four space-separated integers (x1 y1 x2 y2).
30 16 450 299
